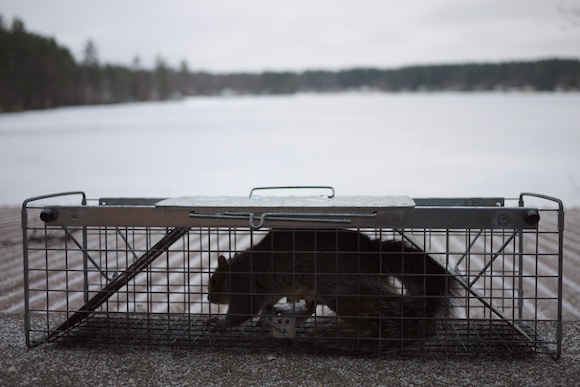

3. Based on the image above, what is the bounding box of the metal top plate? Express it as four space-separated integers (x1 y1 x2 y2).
155 195 416 209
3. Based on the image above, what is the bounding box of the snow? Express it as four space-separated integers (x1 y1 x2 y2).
1 92 579 207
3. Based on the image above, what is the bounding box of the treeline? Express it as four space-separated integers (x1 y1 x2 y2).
2 14 580 113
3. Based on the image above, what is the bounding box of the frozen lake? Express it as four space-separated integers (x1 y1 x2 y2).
1 92 579 207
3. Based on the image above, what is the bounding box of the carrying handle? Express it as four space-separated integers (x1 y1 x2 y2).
249 186 335 198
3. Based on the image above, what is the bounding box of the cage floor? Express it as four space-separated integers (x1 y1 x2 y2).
30 313 556 357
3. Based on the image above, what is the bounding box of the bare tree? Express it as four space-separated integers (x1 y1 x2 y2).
557 0 580 28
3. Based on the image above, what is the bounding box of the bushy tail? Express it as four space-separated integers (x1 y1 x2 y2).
315 239 461 351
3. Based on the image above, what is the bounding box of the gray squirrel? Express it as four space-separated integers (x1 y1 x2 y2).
207 229 461 350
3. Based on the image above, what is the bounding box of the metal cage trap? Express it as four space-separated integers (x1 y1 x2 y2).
21 188 564 358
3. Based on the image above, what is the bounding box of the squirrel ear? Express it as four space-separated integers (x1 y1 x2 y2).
217 255 229 271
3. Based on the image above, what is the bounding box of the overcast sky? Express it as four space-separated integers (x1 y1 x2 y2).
2 0 579 72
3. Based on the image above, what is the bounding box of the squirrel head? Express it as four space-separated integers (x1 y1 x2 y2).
207 255 231 304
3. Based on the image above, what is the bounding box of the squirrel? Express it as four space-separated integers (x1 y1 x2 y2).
207 229 461 350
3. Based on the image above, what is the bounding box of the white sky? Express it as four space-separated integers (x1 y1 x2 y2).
1 0 579 72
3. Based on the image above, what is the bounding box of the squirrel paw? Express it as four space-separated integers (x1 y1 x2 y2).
206 316 227 333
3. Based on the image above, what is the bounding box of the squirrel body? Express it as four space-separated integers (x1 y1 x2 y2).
208 229 461 349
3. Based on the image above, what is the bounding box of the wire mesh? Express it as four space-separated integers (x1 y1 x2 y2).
22 194 563 358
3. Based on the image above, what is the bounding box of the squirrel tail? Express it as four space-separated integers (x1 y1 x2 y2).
315 239 461 351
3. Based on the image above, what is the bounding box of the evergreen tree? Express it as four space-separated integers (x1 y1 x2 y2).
79 39 101 104
1 13 579 113
154 55 171 100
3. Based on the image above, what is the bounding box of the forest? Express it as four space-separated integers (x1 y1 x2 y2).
1 14 580 113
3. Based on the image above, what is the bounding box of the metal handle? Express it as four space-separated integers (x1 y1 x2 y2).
189 211 376 229
249 186 335 198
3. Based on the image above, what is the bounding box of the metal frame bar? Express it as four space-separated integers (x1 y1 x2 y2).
40 205 539 230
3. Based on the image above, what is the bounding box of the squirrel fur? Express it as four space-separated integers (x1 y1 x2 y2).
207 229 461 350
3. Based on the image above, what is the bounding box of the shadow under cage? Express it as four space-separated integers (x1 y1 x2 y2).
22 189 564 359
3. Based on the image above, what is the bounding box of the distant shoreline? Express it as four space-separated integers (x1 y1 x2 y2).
3 13 580 113
3 88 580 115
